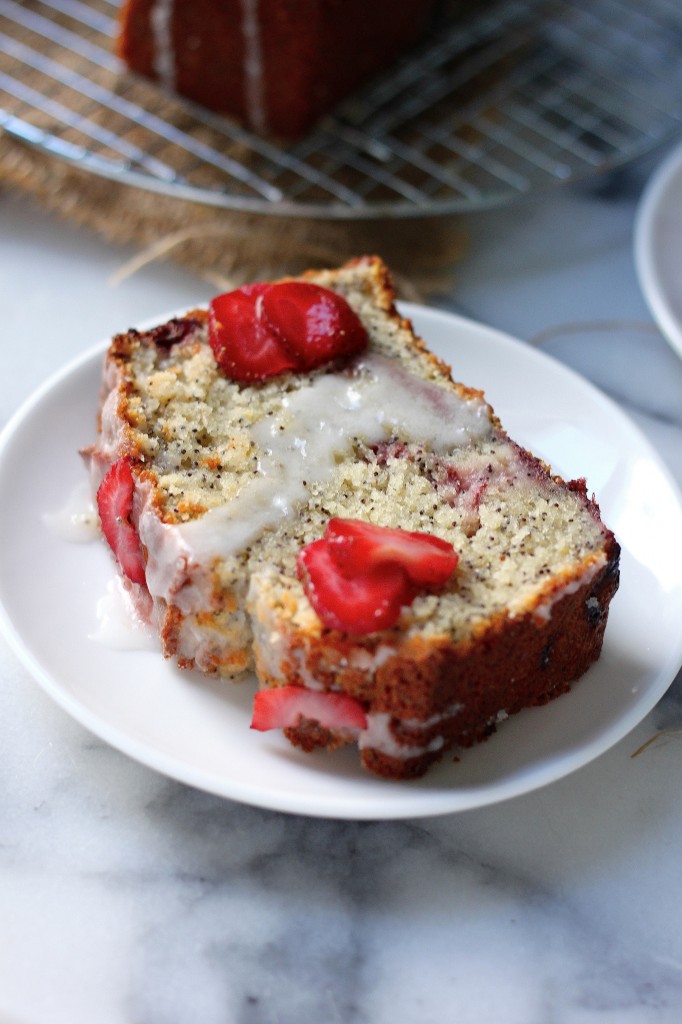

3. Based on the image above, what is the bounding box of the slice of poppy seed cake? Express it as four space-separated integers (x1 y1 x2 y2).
85 256 620 780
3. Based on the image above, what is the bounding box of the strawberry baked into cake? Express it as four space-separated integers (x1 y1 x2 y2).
85 256 620 780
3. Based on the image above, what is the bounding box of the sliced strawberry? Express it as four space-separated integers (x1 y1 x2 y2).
261 281 368 370
251 684 367 734
96 458 147 587
297 537 413 634
208 281 367 383
297 520 459 634
326 518 458 587
208 283 297 383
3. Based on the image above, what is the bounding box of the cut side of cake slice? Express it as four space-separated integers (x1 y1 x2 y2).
85 256 619 780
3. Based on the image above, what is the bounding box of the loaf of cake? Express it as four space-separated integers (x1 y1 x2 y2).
84 256 620 780
117 0 439 137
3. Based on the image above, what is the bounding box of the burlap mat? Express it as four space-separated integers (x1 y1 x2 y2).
0 135 469 301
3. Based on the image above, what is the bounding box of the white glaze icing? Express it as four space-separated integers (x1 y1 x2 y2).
240 0 267 133
89 576 158 652
97 369 128 461
356 353 491 448
43 480 99 543
348 645 396 672
150 0 176 90
359 713 446 760
515 558 605 622
147 0 267 131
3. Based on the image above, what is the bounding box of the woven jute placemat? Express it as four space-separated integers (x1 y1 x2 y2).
0 135 469 300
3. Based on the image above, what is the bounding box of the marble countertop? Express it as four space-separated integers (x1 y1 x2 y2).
1 142 682 1024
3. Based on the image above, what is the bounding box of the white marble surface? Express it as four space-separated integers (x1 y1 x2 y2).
1 143 682 1024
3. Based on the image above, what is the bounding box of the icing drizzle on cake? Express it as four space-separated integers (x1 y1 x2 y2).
240 0 268 134
163 352 493 567
150 0 176 90
147 0 268 132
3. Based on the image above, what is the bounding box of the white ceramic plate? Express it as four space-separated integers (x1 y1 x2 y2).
1 305 681 820
635 141 682 360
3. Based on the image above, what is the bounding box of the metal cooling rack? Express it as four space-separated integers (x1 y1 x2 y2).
1 0 682 219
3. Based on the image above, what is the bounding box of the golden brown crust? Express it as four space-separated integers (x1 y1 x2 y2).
273 538 619 780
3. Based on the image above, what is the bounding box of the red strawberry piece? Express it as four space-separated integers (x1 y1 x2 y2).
325 518 458 588
251 684 367 734
297 537 413 634
208 283 297 383
261 282 368 370
96 458 147 587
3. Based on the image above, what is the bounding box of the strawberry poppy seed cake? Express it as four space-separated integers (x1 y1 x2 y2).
85 256 620 780
117 0 438 137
